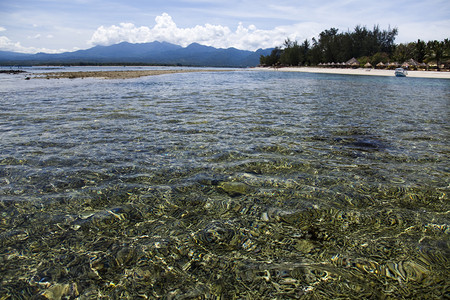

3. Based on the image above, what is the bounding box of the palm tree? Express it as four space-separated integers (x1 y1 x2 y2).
426 40 446 70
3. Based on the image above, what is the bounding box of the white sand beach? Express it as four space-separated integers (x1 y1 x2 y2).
255 67 450 79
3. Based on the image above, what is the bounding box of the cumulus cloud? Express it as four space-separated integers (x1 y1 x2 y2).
0 35 70 53
0 27 6 32
88 13 315 50
0 36 30 52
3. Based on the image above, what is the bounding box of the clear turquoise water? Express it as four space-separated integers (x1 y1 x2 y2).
0 68 448 298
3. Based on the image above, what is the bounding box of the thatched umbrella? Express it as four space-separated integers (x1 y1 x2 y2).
405 59 419 70
376 62 385 69
346 57 359 65
407 59 418 66
364 62 372 68
346 57 360 68
388 62 399 69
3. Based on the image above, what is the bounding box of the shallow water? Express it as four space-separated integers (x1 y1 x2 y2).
0 68 449 299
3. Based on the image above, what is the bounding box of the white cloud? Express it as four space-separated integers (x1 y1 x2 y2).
0 35 70 53
0 36 37 53
88 13 317 50
0 27 6 32
28 34 42 39
0 36 23 52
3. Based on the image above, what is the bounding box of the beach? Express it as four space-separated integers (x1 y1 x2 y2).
256 66 450 79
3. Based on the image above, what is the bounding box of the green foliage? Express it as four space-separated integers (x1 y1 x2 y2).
260 25 450 69
414 39 427 62
424 39 450 69
371 52 390 65
260 25 399 66
391 39 450 69
259 47 282 66
393 43 416 63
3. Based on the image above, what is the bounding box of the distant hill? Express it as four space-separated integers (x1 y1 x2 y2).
0 41 273 67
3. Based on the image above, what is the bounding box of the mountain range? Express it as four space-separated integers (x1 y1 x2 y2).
0 41 272 67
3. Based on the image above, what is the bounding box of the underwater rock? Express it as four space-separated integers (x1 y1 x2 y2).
41 283 78 300
218 181 253 196
193 221 241 250
71 205 142 231
294 240 316 253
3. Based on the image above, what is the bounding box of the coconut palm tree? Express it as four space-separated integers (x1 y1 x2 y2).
426 40 449 70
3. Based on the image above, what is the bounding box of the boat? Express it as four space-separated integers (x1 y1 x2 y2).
395 68 407 77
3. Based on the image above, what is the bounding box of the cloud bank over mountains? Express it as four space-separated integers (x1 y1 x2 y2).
88 13 311 51
0 36 50 54
0 35 72 54
1 13 317 53
1 0 449 55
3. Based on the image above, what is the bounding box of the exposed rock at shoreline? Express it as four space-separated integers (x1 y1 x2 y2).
0 70 27 74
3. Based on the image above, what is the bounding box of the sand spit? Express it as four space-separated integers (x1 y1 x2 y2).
34 69 226 79
255 67 450 79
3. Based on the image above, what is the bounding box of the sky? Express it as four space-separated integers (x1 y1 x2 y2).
0 0 449 54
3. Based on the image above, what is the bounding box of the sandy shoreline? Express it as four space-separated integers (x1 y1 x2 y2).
33 69 224 79
254 67 450 79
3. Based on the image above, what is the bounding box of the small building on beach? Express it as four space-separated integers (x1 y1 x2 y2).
346 57 360 68
402 59 419 70
387 62 400 69
376 62 385 69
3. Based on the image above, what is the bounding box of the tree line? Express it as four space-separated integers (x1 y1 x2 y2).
260 25 450 69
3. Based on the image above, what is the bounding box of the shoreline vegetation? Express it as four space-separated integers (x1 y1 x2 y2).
259 25 450 72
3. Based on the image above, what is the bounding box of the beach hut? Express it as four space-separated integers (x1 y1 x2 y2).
376 62 385 69
407 59 418 66
346 57 360 68
387 62 399 70
419 62 428 70
404 59 419 70
364 62 372 68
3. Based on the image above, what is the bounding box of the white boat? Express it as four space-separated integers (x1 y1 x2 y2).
395 68 407 77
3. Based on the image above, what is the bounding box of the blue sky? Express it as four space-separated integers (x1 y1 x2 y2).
0 0 449 53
